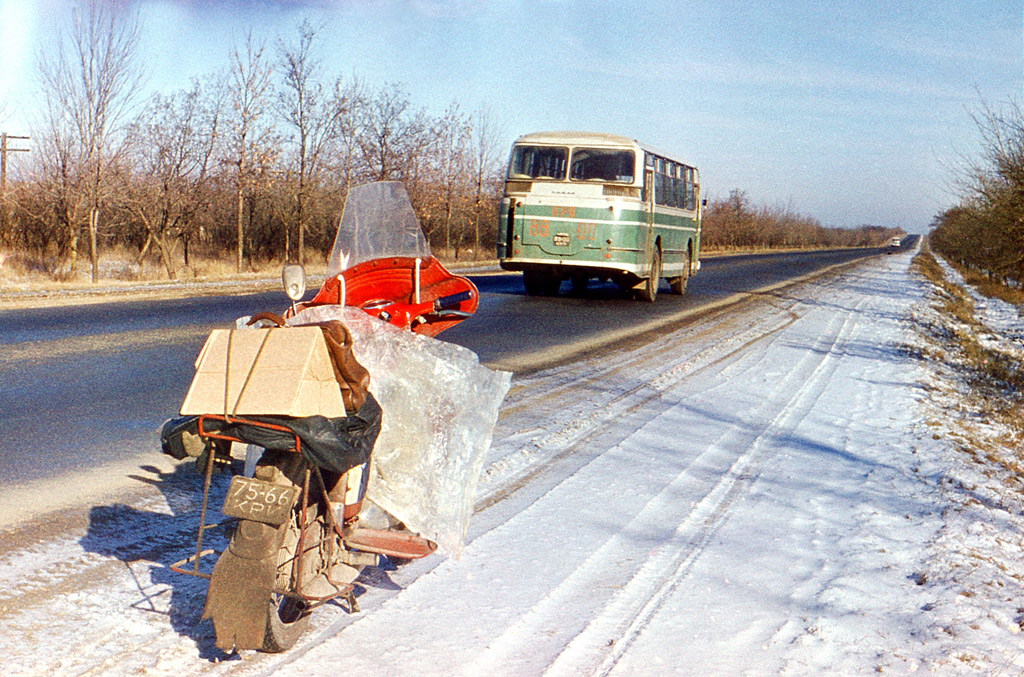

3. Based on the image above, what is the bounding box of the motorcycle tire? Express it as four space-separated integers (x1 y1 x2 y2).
261 506 327 652
205 453 326 653
263 594 310 653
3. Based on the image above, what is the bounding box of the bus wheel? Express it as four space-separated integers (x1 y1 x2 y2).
638 249 661 302
524 270 546 296
524 270 560 296
570 275 589 294
669 260 689 295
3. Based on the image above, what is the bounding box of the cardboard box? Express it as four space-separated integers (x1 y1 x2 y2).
180 326 346 418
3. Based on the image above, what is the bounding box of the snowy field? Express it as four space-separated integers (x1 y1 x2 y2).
3 244 1024 675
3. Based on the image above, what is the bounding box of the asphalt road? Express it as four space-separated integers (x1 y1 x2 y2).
0 242 910 486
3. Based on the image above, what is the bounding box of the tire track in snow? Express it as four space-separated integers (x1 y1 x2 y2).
477 300 802 511
537 298 867 676
315 289 865 676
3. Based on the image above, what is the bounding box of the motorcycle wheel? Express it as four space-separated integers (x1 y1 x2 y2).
263 595 309 653
262 504 327 652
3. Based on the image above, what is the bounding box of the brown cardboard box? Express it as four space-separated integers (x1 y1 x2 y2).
180 326 347 417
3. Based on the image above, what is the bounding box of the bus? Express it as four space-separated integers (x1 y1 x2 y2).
497 131 701 301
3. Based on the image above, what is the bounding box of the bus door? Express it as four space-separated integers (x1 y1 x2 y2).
644 167 656 275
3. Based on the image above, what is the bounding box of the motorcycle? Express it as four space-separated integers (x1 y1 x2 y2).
162 181 480 652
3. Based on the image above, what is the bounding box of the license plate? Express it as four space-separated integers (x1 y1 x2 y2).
222 476 298 526
553 232 570 247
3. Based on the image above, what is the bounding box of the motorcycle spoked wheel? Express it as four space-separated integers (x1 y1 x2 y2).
262 504 329 652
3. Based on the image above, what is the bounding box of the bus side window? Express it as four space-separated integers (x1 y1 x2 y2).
659 163 673 208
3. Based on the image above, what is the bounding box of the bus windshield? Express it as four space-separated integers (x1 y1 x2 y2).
569 148 635 183
509 145 567 180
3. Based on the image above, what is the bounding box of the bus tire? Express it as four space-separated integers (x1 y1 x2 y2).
523 270 547 296
638 248 661 302
570 274 589 294
669 253 690 295
524 270 561 296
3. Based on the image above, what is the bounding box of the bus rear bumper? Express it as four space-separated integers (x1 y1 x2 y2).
500 257 644 276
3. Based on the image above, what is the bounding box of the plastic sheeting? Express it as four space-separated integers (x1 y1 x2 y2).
289 305 511 556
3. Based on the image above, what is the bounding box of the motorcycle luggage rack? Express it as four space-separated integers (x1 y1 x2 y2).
169 414 356 608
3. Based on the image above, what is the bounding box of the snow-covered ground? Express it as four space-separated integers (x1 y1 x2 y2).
3 244 1024 675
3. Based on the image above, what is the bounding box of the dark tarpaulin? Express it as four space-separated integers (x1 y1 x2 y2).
160 393 382 475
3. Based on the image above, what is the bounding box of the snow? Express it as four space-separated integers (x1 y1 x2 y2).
3 244 1024 674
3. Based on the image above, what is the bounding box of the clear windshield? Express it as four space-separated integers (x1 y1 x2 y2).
569 148 636 183
326 181 431 278
508 145 568 180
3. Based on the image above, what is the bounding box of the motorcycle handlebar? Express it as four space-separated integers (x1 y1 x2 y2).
433 290 474 312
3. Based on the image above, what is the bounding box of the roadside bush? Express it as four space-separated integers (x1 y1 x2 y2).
931 100 1024 287
702 188 902 251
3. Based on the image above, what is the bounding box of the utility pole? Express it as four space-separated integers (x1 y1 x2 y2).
0 133 31 235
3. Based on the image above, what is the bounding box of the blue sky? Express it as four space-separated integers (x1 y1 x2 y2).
2 0 1021 232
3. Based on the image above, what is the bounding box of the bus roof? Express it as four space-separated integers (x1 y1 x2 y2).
512 130 695 169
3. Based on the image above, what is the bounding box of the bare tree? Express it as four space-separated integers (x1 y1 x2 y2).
33 100 87 275
357 83 433 183
37 0 142 282
119 78 223 278
469 108 503 259
228 31 276 272
431 103 472 257
277 20 349 265
932 99 1024 284
325 75 365 218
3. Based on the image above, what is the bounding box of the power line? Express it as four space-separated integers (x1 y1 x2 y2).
1 133 31 235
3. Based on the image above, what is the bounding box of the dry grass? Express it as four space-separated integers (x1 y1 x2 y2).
0 247 330 292
913 244 1024 485
914 246 978 328
0 246 493 294
960 269 1024 307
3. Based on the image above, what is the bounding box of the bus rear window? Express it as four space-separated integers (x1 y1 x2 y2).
509 145 567 180
569 148 636 183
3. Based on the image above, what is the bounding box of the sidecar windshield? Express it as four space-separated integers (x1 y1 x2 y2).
326 181 431 278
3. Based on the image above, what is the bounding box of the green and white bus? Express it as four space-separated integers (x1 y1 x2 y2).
497 131 701 301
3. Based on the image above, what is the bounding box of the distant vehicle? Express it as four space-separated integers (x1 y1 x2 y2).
497 131 701 301
890 237 902 248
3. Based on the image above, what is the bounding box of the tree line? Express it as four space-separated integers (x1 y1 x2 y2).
701 189 901 250
930 100 1024 287
1 2 903 284
2 4 505 281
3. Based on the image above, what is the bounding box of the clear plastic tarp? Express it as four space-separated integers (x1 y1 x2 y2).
289 305 511 557
326 182 432 279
